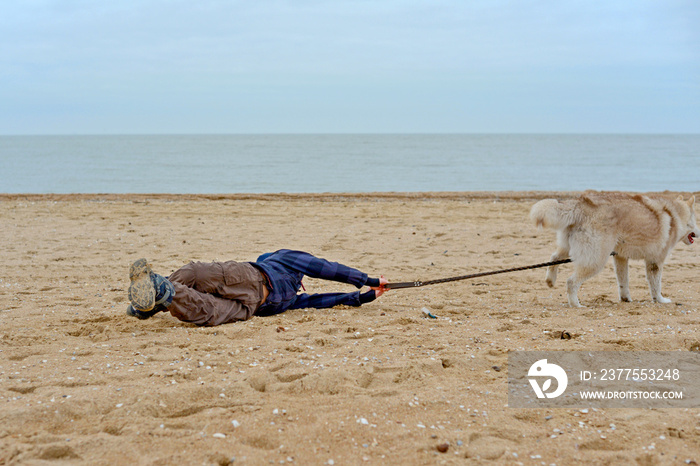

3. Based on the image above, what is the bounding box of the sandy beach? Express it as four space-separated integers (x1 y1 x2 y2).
1 191 699 465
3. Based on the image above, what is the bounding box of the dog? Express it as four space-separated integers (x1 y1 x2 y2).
530 192 698 307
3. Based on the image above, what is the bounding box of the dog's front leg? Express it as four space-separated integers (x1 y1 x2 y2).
614 255 631 302
646 261 671 304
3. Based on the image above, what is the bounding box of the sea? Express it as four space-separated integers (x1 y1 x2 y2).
0 134 698 194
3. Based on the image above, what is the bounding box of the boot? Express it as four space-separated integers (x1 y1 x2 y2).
126 304 164 320
127 258 174 317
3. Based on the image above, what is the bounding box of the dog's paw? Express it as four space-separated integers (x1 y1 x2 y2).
620 296 632 302
545 269 557 287
653 296 672 304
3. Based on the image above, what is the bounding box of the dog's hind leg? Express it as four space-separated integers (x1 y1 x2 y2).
566 262 606 308
614 255 631 302
546 247 568 287
566 245 611 307
646 261 671 304
565 230 615 307
546 231 570 287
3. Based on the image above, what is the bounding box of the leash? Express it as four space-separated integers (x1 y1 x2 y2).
384 258 572 290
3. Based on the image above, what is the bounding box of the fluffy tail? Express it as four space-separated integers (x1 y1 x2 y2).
530 199 576 230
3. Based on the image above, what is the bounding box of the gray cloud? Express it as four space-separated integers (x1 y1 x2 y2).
2 0 699 133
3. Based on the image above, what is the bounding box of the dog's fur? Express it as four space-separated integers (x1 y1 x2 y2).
531 192 698 307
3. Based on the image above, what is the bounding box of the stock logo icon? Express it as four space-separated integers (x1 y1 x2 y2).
528 359 568 399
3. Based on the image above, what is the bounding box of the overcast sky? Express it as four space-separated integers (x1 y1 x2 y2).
2 1 699 134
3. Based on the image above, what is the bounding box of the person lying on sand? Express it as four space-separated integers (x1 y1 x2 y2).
125 249 389 326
